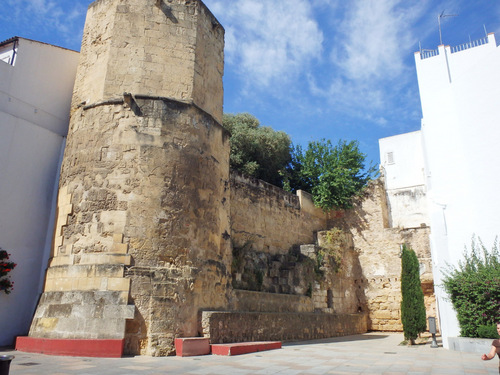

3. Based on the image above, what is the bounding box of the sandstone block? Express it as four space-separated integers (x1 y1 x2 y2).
107 277 130 292
111 243 129 254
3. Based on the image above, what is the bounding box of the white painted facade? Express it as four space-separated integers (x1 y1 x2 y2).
382 33 500 349
379 131 429 229
0 37 79 346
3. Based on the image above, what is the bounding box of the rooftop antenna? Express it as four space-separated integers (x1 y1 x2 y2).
438 11 458 45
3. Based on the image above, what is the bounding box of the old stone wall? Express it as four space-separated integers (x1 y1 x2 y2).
328 179 436 332
228 173 436 323
25 0 438 357
29 0 231 357
73 0 224 123
232 290 314 313
314 230 365 315
31 97 232 356
229 174 364 316
201 311 368 344
230 171 328 254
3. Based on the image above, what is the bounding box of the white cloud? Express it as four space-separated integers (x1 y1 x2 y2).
2 0 86 48
332 0 426 82
205 0 324 88
300 0 430 127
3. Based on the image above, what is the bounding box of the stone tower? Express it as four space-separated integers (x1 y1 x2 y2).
26 0 230 356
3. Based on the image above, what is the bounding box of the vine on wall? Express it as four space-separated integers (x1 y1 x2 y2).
320 227 349 273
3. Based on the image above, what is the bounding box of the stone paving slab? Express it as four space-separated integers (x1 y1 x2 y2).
3 333 499 374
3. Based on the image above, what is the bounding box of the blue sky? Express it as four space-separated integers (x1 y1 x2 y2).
1 0 500 166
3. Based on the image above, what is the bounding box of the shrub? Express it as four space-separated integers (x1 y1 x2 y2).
442 237 500 337
477 325 499 339
400 244 427 344
320 228 349 273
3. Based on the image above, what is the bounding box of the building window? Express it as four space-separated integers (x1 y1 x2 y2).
386 151 395 164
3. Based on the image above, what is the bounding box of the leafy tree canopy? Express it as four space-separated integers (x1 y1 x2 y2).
283 139 376 210
223 113 291 187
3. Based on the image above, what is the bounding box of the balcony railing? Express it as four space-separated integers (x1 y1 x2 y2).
450 36 489 54
419 49 439 60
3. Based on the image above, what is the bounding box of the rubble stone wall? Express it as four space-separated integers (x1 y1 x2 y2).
201 311 368 344
232 290 314 313
329 179 436 332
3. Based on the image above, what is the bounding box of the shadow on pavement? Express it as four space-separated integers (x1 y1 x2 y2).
283 333 391 347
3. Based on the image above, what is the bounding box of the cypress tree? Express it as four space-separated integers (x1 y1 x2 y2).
400 244 427 344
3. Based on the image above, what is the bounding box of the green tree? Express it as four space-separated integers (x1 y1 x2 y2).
400 244 427 344
223 113 291 187
283 139 376 210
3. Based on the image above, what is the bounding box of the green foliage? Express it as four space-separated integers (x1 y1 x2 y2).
477 325 499 339
320 228 348 273
223 113 291 187
442 237 500 338
283 139 376 210
401 244 427 343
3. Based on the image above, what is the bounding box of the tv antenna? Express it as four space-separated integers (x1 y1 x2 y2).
438 11 458 45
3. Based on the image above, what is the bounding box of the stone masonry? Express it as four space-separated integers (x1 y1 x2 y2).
25 0 437 358
329 179 436 332
28 0 230 356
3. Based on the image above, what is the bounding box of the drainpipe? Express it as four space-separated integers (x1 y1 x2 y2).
11 38 18 66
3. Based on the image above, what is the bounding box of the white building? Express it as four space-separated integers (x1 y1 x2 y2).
379 131 429 229
0 37 79 346
381 32 500 349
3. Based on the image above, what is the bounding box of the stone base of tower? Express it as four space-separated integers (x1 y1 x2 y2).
15 337 125 357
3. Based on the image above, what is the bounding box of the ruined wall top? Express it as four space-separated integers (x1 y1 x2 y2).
72 0 224 123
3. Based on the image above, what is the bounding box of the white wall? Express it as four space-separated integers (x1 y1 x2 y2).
415 33 500 348
0 38 78 346
0 39 17 65
379 131 429 229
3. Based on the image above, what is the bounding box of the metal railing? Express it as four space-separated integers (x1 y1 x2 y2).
420 49 439 60
451 36 489 53
419 35 490 59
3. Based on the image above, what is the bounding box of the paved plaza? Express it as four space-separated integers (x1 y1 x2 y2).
2 333 498 374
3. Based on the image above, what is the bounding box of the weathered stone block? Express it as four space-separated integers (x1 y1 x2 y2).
202 311 368 343
47 304 73 318
103 305 135 319
107 278 130 292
